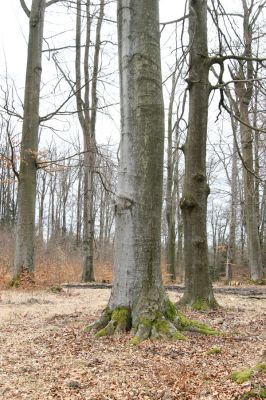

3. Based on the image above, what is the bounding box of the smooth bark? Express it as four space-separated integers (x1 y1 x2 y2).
180 0 216 308
14 0 45 277
108 0 165 324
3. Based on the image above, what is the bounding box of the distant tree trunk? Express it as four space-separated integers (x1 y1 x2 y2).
75 0 104 282
37 170 47 242
226 125 238 284
14 0 46 278
232 0 263 281
166 73 178 281
76 163 82 246
180 0 217 308
261 183 266 273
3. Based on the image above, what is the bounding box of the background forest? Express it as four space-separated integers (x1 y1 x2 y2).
0 0 265 287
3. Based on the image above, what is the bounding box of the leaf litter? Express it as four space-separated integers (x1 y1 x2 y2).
0 287 265 399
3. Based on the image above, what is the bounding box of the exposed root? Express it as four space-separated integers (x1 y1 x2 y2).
85 307 111 332
132 317 187 343
86 307 131 337
87 300 219 343
174 311 219 335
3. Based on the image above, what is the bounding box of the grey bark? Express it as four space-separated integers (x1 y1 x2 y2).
232 0 263 281
226 137 238 283
14 0 46 277
180 0 216 308
109 0 166 323
75 0 104 282
166 73 178 281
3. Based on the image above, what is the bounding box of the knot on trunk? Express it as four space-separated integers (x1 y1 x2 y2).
193 172 206 182
193 237 205 248
114 195 135 214
180 196 197 210
30 16 39 27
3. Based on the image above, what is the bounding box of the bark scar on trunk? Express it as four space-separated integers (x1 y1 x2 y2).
114 195 135 214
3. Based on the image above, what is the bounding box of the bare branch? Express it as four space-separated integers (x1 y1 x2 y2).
46 0 61 7
20 0 30 18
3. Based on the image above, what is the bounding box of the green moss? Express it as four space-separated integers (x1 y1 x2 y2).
231 368 253 384
9 276 20 288
255 363 266 372
232 363 266 384
153 319 171 333
172 331 187 341
130 336 141 345
249 279 265 285
152 318 187 341
94 307 131 336
84 324 92 332
175 311 218 335
208 346 221 355
111 307 131 330
164 299 177 321
138 317 153 329
50 285 63 294
241 387 266 399
258 387 266 398
188 297 219 311
112 307 130 323
176 311 190 327
95 326 109 338
191 321 218 335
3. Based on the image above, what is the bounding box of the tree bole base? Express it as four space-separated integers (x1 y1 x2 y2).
178 296 219 311
86 300 219 343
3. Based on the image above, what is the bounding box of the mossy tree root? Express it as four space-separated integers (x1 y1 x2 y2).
86 300 219 343
178 297 219 311
86 307 131 337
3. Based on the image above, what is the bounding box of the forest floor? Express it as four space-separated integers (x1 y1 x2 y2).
0 286 265 400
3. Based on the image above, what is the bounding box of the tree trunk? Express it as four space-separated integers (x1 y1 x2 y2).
75 0 104 282
226 125 238 284
232 1 263 281
110 0 165 318
14 0 45 278
166 73 178 282
82 153 95 281
237 86 263 280
180 0 217 309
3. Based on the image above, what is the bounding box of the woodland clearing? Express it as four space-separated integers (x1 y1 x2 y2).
0 286 265 400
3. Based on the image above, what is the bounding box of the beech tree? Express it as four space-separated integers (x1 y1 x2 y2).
13 0 61 279
231 0 264 281
89 0 217 342
180 0 217 308
13 0 47 278
75 0 105 281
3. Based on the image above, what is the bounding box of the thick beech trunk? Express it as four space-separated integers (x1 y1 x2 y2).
109 0 165 324
14 0 45 278
180 0 216 309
